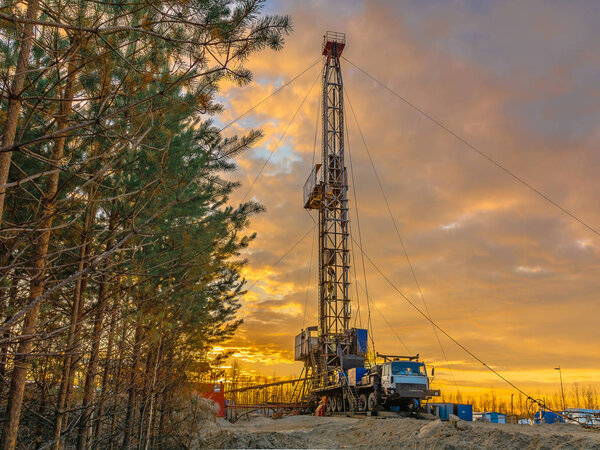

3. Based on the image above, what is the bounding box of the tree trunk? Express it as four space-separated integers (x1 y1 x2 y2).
0 0 40 223
0 38 79 450
74 272 107 450
0 273 18 391
34 358 49 446
157 349 173 449
108 317 127 450
122 317 143 449
137 344 156 448
52 200 94 450
76 207 116 450
143 340 162 450
92 299 118 447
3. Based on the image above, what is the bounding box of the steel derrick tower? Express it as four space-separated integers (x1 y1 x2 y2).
292 33 438 412
304 31 350 372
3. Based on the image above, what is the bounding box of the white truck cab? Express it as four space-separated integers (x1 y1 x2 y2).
381 360 429 393
347 355 440 412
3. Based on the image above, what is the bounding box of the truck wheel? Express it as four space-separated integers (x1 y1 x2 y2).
358 393 368 412
326 396 334 413
335 395 343 412
367 392 378 411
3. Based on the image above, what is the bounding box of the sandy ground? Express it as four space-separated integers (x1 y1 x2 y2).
195 412 600 449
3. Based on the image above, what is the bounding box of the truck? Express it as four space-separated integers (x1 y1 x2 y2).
296 327 439 413
348 354 440 412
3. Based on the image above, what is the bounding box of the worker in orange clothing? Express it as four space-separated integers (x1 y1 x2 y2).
315 396 328 416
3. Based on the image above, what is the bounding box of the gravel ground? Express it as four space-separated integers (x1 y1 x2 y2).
196 413 600 449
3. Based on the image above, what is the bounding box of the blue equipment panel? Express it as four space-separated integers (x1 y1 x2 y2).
356 329 368 354
348 367 367 386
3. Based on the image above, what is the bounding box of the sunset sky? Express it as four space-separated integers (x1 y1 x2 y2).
216 0 600 396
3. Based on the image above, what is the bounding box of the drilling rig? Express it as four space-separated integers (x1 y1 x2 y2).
295 32 439 414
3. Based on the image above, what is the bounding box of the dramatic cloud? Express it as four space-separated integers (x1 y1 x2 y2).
216 0 600 393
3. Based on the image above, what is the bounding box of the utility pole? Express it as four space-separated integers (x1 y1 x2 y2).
555 366 566 411
511 393 514 416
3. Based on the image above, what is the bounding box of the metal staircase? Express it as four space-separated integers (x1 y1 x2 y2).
340 372 360 412
309 351 325 389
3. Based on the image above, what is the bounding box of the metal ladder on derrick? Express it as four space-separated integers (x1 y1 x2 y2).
309 351 325 389
341 373 360 413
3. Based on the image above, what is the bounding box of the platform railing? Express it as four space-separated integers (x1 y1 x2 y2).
303 164 321 208
324 31 345 45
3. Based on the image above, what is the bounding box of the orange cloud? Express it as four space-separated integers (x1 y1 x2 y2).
218 0 600 398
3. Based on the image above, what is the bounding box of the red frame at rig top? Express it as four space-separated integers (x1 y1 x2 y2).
322 31 345 57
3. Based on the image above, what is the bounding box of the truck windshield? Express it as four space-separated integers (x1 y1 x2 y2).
391 361 426 376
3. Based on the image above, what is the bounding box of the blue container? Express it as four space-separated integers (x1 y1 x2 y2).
456 404 473 421
348 367 367 386
534 411 564 424
356 329 368 354
428 403 474 421
428 403 452 420
437 404 451 420
483 412 506 423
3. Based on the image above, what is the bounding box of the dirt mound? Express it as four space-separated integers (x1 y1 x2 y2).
342 417 600 449
198 430 308 449
197 414 600 449
194 406 309 448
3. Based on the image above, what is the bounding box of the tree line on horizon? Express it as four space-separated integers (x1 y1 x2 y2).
440 383 600 418
0 0 290 447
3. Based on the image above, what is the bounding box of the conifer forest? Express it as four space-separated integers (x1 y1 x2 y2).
0 1 290 447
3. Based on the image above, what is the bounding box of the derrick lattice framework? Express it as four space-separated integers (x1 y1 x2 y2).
318 32 350 370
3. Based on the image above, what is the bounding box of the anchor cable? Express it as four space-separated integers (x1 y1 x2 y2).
343 56 600 239
219 57 321 133
344 98 376 358
345 89 461 394
241 68 322 202
352 236 592 427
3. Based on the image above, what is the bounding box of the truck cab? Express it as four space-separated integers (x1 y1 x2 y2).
351 354 440 412
381 360 429 397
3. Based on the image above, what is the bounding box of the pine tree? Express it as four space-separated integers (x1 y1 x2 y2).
0 0 291 447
